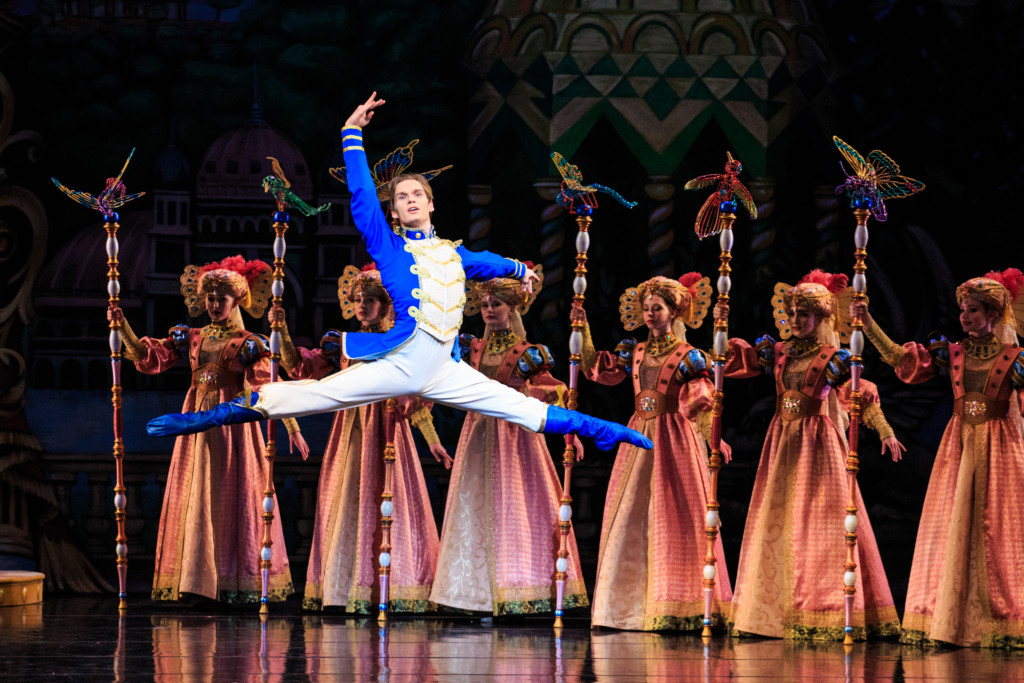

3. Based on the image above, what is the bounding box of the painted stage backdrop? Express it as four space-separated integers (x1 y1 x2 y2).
1 1 1022 606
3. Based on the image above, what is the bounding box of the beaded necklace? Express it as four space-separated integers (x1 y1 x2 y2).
486 328 519 354
646 333 680 357
783 337 822 358
962 333 1000 360
203 321 238 342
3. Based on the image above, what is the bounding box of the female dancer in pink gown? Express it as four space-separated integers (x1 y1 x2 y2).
854 268 1024 648
112 256 306 603
274 264 452 612
577 273 732 630
429 271 588 614
720 270 903 639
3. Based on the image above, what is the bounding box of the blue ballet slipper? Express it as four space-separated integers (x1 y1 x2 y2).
543 405 652 451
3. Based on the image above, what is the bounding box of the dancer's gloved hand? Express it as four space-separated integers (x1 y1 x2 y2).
429 442 454 470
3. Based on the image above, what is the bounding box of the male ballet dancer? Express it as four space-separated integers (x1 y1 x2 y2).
148 93 651 451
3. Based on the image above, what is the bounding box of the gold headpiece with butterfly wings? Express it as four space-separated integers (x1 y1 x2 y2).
1012 299 1024 339
771 281 856 342
337 264 394 325
619 275 712 331
465 265 545 316
180 260 273 319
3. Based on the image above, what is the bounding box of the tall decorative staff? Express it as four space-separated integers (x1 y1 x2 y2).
330 139 451 625
832 136 923 644
51 150 145 612
377 397 397 625
683 151 757 636
549 152 636 628
259 157 329 615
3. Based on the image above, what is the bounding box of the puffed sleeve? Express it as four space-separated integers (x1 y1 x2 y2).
722 335 772 379
285 330 343 381
678 370 715 423
241 334 273 391
824 348 853 387
584 338 635 387
1011 348 1024 390
894 335 949 385
674 348 711 384
837 378 895 441
133 325 190 375
511 344 567 405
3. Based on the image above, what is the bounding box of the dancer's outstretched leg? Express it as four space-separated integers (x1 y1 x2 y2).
148 331 651 449
148 391 651 450
147 392 262 436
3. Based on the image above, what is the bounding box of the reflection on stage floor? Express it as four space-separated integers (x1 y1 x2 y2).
4 597 1023 681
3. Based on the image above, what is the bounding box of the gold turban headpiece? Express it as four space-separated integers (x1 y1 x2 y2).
956 268 1024 339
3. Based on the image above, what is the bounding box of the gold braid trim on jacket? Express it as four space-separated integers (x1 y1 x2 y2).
864 320 907 367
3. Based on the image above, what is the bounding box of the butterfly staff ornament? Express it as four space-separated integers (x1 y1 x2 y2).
832 135 924 645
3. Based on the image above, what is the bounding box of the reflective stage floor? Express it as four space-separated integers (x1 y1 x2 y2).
4 597 1023 681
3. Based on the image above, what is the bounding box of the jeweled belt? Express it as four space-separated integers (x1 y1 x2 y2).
634 389 678 419
953 392 1009 425
191 363 243 393
775 390 826 421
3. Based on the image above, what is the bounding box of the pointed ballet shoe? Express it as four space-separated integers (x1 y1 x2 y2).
147 392 263 437
543 405 652 451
